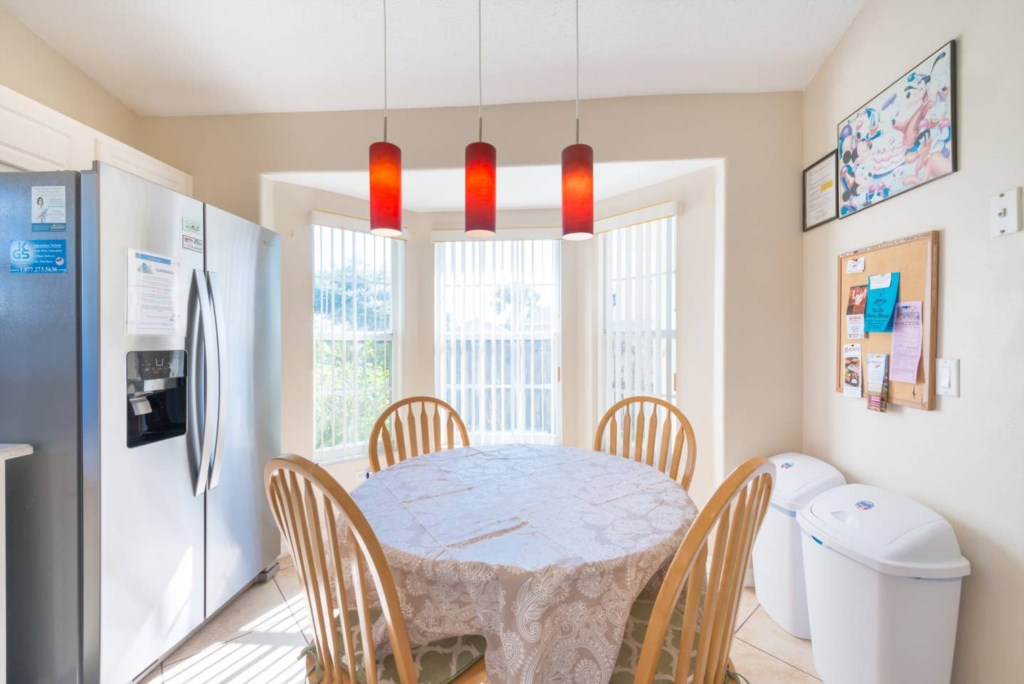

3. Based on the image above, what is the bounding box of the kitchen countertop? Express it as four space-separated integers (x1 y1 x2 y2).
0 445 33 460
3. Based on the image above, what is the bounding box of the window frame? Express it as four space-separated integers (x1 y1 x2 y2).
596 215 679 411
433 238 563 446
312 216 404 464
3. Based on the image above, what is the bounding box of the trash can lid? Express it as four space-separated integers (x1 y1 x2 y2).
797 484 970 579
769 453 846 512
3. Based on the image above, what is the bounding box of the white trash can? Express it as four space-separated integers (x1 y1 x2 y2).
750 453 845 638
798 484 970 684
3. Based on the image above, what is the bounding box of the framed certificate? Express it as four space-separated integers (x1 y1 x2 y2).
803 150 838 231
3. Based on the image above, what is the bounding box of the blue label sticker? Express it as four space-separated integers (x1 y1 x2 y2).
855 500 875 511
31 222 67 232
9 239 68 274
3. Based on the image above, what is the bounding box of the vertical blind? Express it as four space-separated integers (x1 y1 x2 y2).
435 240 562 445
597 216 678 409
313 224 401 462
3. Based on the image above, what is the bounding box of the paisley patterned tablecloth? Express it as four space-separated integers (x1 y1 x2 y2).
351 443 698 684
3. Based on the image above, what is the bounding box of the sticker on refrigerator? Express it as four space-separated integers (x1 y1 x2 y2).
9 239 67 274
182 217 202 237
31 186 67 231
126 249 181 336
182 234 203 253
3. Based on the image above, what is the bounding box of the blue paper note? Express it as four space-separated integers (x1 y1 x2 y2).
864 272 900 332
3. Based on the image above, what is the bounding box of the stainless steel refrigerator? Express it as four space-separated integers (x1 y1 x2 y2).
0 163 281 683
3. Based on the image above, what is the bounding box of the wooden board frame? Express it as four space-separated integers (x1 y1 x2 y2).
836 231 939 410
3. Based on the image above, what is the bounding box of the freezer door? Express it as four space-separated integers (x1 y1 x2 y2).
91 164 207 683
1 171 82 684
203 205 281 615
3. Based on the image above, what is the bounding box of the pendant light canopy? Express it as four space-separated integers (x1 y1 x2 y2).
465 0 496 237
562 0 593 240
370 0 402 237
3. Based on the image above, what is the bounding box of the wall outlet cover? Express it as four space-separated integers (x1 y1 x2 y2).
990 188 1021 237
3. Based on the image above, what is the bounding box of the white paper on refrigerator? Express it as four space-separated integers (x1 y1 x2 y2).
126 249 181 336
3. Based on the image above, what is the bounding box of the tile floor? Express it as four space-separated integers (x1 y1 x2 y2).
141 559 819 683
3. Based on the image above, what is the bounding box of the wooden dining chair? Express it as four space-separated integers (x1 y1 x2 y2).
594 396 698 490
264 455 488 684
610 457 774 684
368 397 470 474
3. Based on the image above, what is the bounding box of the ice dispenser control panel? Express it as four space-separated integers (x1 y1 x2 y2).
126 350 187 448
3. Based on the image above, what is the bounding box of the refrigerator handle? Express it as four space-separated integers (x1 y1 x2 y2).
206 271 228 490
186 269 218 496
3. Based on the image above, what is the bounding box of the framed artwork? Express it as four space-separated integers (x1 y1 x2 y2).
803 150 838 231
838 40 957 218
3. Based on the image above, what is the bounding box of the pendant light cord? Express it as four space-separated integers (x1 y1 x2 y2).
575 0 580 144
383 0 389 141
478 0 483 141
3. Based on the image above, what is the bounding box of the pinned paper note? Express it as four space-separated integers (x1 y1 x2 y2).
867 353 890 412
846 285 867 315
890 301 923 383
846 257 865 274
846 314 865 339
869 272 892 289
865 272 900 333
843 344 862 397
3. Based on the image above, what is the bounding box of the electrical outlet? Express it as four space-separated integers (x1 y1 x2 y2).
990 188 1021 237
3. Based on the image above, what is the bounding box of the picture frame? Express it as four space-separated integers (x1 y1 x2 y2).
837 40 957 219
803 150 838 231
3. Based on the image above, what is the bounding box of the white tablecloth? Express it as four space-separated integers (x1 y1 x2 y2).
351 444 698 684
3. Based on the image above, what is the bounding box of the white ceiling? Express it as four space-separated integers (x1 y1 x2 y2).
1 0 863 117
268 159 716 213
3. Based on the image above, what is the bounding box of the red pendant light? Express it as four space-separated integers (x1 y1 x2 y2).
562 142 593 240
562 0 593 240
466 141 496 236
370 141 402 236
465 0 496 237
370 0 402 237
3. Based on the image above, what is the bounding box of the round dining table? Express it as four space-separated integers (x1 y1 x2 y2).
352 443 699 684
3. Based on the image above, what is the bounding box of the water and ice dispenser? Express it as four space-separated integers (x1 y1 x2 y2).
126 350 187 447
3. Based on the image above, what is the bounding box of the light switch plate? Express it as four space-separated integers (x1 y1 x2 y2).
936 358 960 397
990 188 1021 237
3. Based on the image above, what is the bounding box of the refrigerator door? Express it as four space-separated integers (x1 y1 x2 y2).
90 164 207 683
1 171 83 684
203 205 281 615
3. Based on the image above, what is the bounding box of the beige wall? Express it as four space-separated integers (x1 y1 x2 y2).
0 6 139 145
802 0 1024 680
139 93 805 484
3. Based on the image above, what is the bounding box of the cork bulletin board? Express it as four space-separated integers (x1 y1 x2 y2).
835 231 939 410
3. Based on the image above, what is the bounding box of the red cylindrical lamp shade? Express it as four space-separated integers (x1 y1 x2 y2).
369 141 402 236
465 141 497 236
561 143 594 240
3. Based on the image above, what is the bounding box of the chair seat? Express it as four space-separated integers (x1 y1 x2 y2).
610 597 691 684
306 608 486 684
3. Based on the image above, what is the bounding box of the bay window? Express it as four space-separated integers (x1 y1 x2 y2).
434 240 561 445
597 216 678 409
313 222 401 462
